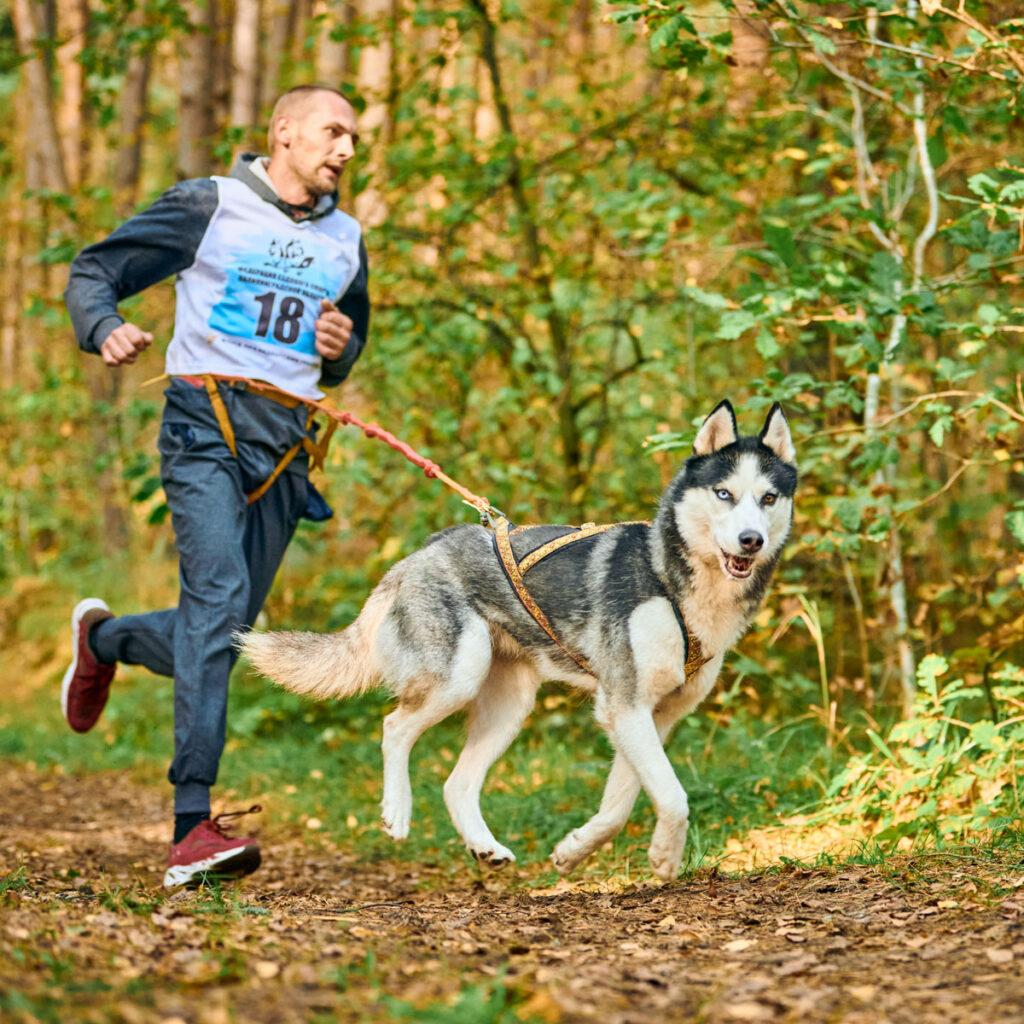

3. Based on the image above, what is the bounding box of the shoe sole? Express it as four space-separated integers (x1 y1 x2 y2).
163 844 262 888
61 598 111 730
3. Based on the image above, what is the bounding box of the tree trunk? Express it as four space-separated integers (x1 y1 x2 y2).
56 0 88 188
178 0 216 178
261 0 292 114
288 0 314 66
728 0 770 116
116 8 153 210
11 0 70 192
316 0 353 87
0 198 23 388
231 0 262 140
353 0 392 226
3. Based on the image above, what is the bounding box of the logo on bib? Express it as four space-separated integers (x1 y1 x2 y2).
266 238 315 272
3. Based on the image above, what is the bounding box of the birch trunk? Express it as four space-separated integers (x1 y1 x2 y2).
230 0 262 137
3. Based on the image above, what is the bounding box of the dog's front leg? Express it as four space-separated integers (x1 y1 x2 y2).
604 702 690 882
551 687 696 877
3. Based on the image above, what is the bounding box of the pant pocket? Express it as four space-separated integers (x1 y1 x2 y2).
165 422 198 451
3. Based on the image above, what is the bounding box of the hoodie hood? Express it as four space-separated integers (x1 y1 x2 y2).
230 153 338 222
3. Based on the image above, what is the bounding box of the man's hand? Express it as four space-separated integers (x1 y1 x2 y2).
99 323 153 366
315 299 353 360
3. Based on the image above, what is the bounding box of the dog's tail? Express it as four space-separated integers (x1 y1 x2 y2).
237 585 394 700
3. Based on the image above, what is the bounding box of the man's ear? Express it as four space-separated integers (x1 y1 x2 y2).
693 400 738 456
274 115 291 148
760 403 796 463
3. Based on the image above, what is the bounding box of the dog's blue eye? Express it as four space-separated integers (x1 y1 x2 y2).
715 489 732 502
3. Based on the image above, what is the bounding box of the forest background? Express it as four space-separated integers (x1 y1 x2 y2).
1 0 1023 877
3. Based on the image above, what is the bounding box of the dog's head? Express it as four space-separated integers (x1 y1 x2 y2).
665 400 797 582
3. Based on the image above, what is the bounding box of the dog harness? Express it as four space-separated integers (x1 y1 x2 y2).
492 517 710 680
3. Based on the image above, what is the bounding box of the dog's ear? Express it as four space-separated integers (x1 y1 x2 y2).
693 400 738 456
760 403 796 463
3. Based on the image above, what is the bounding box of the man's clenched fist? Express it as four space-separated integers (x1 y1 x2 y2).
315 298 353 360
100 323 153 366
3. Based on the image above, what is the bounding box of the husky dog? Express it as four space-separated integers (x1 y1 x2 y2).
240 400 797 881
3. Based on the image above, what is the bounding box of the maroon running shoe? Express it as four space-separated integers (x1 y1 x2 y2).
61 598 116 733
163 806 263 888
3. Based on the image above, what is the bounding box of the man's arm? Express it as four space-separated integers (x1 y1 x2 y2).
319 237 370 388
65 178 219 356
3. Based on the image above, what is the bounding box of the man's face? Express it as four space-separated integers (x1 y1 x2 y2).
277 92 359 198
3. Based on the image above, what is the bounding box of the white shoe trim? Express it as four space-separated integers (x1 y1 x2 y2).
61 598 111 723
162 845 255 888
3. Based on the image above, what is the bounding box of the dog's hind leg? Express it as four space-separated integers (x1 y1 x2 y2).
551 685 698 876
380 616 492 841
443 661 538 866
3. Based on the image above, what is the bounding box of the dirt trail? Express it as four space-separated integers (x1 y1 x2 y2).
2 762 1023 1023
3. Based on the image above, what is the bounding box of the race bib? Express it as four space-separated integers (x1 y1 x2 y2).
207 234 346 357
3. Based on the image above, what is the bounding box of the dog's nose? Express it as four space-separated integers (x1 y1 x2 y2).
739 530 764 553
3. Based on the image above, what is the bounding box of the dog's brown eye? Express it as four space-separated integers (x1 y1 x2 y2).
763 493 777 506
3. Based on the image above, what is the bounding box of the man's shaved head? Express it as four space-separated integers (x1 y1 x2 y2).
265 84 361 206
267 85 355 154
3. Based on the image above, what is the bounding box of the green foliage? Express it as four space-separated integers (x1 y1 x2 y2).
827 657 1024 843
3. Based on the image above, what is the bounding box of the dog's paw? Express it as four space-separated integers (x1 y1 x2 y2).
550 831 590 875
470 842 516 867
380 801 411 841
648 818 687 882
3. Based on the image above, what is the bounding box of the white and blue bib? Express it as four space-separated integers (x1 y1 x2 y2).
166 177 362 398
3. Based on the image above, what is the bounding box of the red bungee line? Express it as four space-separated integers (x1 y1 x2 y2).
209 375 504 522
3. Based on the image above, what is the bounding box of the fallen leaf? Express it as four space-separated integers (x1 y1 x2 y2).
847 985 876 1001
986 949 1013 965
775 953 818 977
724 1002 776 1021
254 960 280 980
723 938 756 953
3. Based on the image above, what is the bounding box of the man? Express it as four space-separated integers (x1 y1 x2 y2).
61 85 369 887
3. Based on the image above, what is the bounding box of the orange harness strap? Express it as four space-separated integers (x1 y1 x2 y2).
197 375 336 505
493 518 710 681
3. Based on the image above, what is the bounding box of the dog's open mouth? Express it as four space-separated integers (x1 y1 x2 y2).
720 550 754 580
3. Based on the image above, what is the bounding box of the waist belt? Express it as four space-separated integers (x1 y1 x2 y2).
492 517 710 680
182 374 337 504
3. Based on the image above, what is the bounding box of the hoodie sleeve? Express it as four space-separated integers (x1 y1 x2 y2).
320 237 370 388
65 178 219 354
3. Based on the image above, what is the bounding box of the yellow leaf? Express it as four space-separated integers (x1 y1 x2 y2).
380 536 402 561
